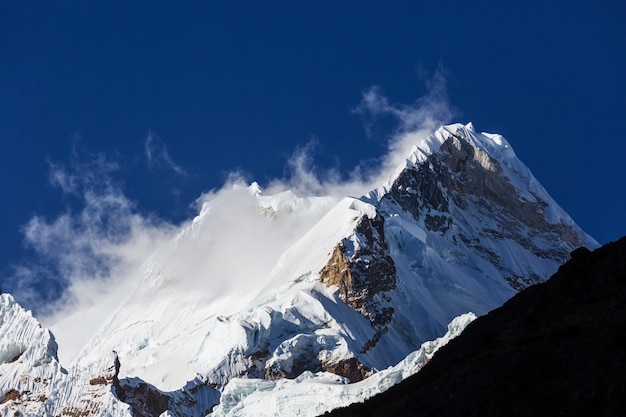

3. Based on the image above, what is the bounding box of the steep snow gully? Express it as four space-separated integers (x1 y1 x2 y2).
0 123 596 416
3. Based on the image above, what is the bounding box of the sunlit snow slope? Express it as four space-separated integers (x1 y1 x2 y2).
0 123 596 416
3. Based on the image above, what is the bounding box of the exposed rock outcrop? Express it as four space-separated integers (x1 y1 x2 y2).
383 128 588 290
322 357 370 383
320 212 397 353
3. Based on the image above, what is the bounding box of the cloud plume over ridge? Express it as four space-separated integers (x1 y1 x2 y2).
9 71 454 364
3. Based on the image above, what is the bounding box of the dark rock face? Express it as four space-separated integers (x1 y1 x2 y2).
265 355 370 383
113 354 218 417
114 379 169 417
383 130 588 290
320 214 397 320
1 389 20 404
322 358 370 383
325 237 626 417
319 212 397 353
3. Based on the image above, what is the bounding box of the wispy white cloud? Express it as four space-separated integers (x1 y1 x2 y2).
13 69 456 363
14 152 178 351
144 131 187 176
355 65 452 131
354 66 455 187
267 66 455 199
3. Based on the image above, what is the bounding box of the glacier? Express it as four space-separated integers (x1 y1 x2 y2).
0 122 597 416
208 313 476 417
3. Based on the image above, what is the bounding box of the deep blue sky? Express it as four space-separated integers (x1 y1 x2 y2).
1 2 625 302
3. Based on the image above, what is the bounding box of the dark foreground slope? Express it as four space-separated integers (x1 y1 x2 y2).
326 237 626 417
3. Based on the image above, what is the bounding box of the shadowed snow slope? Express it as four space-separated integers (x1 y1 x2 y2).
0 123 596 416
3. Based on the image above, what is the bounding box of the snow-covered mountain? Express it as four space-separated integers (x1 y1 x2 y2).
0 123 596 416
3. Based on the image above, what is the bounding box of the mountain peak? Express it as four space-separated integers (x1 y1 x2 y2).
0 123 598 416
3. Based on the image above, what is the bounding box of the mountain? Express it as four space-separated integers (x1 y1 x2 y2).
326 236 626 417
0 123 596 416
